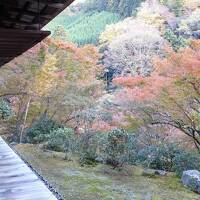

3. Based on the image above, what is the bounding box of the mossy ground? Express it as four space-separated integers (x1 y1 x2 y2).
14 144 199 200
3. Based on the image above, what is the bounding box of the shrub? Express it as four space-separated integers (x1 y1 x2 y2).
26 116 62 143
172 151 200 176
105 129 129 168
45 127 75 153
0 99 12 120
135 143 200 176
79 151 98 166
164 29 188 51
125 133 138 165
77 130 136 167
78 132 107 166
136 144 179 171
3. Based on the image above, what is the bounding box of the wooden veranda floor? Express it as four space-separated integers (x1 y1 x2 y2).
0 137 57 200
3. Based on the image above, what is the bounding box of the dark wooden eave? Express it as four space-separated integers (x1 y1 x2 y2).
0 0 75 66
0 0 75 30
0 28 50 66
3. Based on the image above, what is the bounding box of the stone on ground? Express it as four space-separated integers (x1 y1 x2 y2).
181 170 200 194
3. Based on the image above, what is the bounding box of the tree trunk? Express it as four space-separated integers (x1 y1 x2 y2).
19 97 31 143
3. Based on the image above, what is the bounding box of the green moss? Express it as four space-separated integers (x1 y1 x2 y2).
14 144 200 200
154 175 188 191
152 196 166 200
80 185 117 200
132 166 144 176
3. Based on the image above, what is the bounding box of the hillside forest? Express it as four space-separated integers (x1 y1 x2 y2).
1 0 200 199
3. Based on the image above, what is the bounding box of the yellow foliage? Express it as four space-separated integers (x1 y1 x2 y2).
33 54 58 97
182 0 200 10
137 0 174 32
99 21 127 45
137 11 165 31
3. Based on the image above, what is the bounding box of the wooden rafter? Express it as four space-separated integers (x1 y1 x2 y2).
0 0 75 66
0 28 50 66
0 0 75 30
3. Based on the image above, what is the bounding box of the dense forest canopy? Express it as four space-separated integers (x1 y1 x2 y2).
1 1 200 195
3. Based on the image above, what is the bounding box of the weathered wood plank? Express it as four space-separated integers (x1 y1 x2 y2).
0 137 57 200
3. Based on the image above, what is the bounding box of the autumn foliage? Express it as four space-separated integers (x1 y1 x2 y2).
114 41 200 150
114 43 200 101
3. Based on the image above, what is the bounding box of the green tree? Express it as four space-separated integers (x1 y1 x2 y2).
0 100 12 120
105 129 128 168
164 29 188 51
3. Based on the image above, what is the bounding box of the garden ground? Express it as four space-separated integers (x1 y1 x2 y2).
14 144 199 200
